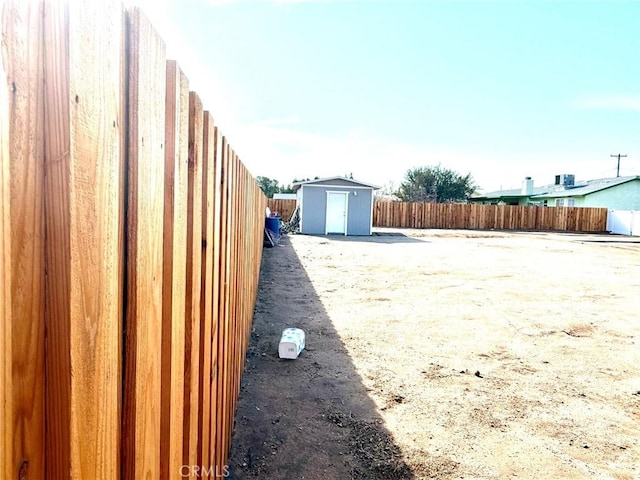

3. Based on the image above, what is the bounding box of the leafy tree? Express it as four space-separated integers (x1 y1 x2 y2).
280 176 320 194
279 183 295 194
256 176 281 198
396 165 475 203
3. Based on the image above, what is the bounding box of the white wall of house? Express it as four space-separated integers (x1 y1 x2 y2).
581 181 640 209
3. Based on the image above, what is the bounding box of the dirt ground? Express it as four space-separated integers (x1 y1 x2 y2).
228 229 640 480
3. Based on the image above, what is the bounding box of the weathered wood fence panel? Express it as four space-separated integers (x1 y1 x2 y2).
1 2 267 478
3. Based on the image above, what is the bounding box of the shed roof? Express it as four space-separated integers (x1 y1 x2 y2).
474 185 549 199
292 176 381 191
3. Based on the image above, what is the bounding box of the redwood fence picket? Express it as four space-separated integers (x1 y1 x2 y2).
267 199 608 232
1 2 266 478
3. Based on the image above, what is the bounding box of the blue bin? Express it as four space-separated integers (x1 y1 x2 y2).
265 217 280 233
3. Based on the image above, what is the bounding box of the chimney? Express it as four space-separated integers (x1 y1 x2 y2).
521 176 534 195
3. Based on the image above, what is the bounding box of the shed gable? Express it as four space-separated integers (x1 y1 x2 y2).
303 178 370 188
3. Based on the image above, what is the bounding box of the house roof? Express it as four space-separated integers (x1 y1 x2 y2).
291 176 381 191
532 176 639 198
473 175 639 200
474 185 548 199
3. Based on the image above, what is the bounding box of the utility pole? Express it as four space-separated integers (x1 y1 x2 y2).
610 153 627 177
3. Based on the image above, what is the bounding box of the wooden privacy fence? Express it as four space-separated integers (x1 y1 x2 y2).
267 198 297 222
267 199 608 232
1 2 266 479
373 202 608 232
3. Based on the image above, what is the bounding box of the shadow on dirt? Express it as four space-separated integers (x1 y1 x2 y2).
228 235 416 479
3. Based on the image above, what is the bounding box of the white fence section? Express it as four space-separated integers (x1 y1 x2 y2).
607 210 640 236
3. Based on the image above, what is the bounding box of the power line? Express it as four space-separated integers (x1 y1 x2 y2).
610 153 627 177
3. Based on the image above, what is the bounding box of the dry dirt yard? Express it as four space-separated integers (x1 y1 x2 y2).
228 229 640 480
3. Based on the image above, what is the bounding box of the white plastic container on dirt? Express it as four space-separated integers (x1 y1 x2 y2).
278 328 305 359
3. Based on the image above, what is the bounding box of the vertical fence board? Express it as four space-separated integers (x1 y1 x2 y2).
3 1 46 478
0 14 13 477
227 153 236 456
160 61 188 480
208 127 222 473
198 112 216 468
226 147 237 463
42 3 72 475
229 153 240 454
242 168 251 383
222 148 235 462
233 155 242 452
183 91 204 468
43 2 125 477
123 8 166 479
216 139 231 469
208 126 222 471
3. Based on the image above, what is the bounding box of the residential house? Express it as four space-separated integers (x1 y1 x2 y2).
471 174 640 210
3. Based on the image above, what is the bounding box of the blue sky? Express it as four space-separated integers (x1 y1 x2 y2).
138 0 640 193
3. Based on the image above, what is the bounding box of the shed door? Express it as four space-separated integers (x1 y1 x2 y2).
325 192 348 235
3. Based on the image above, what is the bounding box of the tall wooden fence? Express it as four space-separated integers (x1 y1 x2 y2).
373 201 608 232
268 199 608 232
267 198 297 222
1 2 266 479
